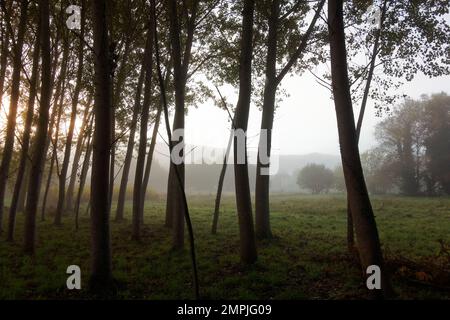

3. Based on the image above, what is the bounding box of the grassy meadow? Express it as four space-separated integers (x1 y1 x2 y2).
1 194 450 299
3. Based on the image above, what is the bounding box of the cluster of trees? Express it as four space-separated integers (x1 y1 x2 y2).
0 0 449 298
297 163 334 194
362 93 450 196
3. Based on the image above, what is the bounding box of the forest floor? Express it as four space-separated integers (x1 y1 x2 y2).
1 194 450 300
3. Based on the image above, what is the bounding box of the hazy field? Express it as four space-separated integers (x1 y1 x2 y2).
1 194 450 299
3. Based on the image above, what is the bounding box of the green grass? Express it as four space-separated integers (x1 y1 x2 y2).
1 194 450 300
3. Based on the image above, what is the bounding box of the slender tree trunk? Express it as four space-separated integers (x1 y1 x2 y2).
41 137 58 221
24 0 51 255
164 0 198 242
132 18 154 241
140 68 170 223
7 19 41 241
165 164 175 227
108 14 133 218
233 0 257 264
255 0 279 239
328 0 392 298
115 62 146 222
0 0 28 233
109 112 115 212
66 101 92 212
41 37 70 220
166 0 199 249
90 0 113 289
17 161 30 213
154 3 199 296
55 3 86 224
140 106 162 221
0 1 11 100
76 118 93 231
211 124 233 235
347 0 388 251
254 0 325 239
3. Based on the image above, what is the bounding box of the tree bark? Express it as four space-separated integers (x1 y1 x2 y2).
348 0 388 252
233 0 257 264
7 17 40 241
24 0 51 255
90 0 114 290
66 101 92 212
132 18 154 241
328 0 392 298
54 2 86 225
166 0 186 249
164 0 199 247
0 0 11 101
140 105 162 221
40 35 70 221
115 61 146 222
255 0 325 239
211 125 233 235
76 117 94 231
255 0 279 239
0 0 28 233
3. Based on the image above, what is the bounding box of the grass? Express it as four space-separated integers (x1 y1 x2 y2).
0 194 450 300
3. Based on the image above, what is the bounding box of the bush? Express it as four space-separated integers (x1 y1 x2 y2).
297 163 334 194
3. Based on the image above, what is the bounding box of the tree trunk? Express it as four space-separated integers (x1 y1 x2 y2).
16 162 30 213
211 125 233 235
0 0 28 233
7 18 41 241
41 35 70 220
66 101 92 212
255 0 279 239
166 0 187 249
24 0 51 255
90 0 114 290
328 0 392 298
233 0 257 264
140 105 162 222
132 18 154 241
54 3 86 224
76 117 94 231
348 0 388 252
254 0 325 240
0 0 11 101
115 61 146 222
164 0 198 245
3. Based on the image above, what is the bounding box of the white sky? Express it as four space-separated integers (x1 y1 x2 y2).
165 71 450 157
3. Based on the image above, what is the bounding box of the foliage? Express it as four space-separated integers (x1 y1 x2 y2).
371 93 450 195
297 163 334 194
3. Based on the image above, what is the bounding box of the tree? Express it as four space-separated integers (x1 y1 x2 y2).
23 0 51 255
7 5 40 241
115 53 146 222
375 99 425 195
297 164 334 194
165 0 200 249
132 10 155 241
233 0 258 264
255 0 325 239
90 0 114 290
370 93 450 196
0 0 28 233
423 93 450 195
333 165 346 193
345 0 450 248
328 0 392 298
54 0 86 225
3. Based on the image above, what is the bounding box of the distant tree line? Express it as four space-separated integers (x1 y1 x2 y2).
363 93 450 196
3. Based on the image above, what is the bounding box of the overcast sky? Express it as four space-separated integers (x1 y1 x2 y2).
163 70 450 157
